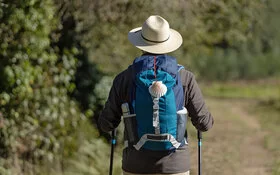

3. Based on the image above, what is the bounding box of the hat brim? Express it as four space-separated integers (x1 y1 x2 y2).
128 27 183 54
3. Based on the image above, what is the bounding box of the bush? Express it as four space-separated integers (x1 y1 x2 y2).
0 0 85 173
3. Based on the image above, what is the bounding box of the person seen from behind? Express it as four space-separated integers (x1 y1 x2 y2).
98 15 214 175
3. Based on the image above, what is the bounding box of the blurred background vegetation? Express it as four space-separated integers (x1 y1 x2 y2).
0 0 279 174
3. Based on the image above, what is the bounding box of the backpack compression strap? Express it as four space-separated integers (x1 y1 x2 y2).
152 97 160 134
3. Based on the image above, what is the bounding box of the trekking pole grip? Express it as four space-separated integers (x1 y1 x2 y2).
112 129 117 142
197 130 202 140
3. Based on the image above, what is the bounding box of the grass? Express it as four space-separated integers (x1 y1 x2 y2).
253 104 280 175
199 79 280 174
200 79 280 100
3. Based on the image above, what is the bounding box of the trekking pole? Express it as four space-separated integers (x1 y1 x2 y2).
197 130 202 175
109 129 116 175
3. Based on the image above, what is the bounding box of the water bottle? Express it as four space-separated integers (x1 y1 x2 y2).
122 103 137 144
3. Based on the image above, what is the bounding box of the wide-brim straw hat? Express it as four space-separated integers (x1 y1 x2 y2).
128 15 183 54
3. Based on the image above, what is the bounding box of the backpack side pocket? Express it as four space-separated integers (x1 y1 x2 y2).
177 107 188 142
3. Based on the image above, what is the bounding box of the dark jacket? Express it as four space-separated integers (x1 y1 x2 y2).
98 55 214 174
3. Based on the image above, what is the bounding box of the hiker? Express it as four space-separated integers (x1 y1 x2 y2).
98 15 214 175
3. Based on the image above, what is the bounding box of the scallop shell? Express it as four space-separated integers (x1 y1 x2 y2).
148 81 167 98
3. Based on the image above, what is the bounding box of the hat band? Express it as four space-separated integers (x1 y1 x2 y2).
141 34 170 43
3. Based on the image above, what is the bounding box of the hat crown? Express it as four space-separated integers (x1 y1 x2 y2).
128 15 182 54
142 16 170 43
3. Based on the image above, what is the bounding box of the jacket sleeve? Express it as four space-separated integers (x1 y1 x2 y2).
98 76 123 132
183 71 214 132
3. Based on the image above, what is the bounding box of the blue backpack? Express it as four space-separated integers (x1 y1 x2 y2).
126 54 188 151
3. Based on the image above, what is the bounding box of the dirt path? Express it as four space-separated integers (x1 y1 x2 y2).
188 98 273 175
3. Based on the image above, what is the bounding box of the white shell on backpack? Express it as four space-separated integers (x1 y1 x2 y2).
148 81 167 98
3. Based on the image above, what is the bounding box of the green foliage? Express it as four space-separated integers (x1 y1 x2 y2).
192 47 280 80
65 139 122 175
0 158 11 175
94 76 114 105
78 0 154 75
70 0 272 79
59 0 280 81
74 56 101 113
52 1 104 117
0 0 85 173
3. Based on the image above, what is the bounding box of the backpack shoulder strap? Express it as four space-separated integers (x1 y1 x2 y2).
179 67 187 86
179 67 188 107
